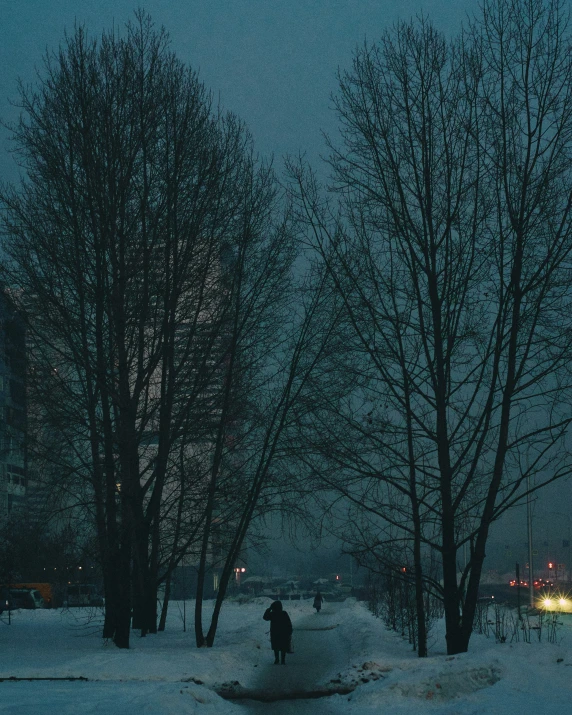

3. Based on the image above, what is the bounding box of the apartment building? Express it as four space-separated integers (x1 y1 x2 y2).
0 289 26 518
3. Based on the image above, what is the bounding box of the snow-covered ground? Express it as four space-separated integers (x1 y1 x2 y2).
1 597 572 714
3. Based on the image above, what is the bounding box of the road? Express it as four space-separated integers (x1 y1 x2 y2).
480 583 572 608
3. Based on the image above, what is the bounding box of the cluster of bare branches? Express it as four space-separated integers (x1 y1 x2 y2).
289 0 572 655
0 12 332 649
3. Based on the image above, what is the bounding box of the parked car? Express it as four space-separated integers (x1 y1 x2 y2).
11 583 52 607
6 588 37 609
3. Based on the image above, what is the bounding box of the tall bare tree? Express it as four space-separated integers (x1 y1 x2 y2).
193 256 337 647
0 12 297 647
291 0 572 655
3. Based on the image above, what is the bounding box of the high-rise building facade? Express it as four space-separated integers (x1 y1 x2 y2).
0 290 26 518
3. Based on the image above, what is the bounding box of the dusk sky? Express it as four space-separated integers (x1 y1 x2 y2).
1 1 470 183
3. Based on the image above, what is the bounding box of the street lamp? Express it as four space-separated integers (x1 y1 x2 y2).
527 474 534 608
550 512 571 583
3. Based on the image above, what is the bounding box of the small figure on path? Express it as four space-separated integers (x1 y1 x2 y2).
313 590 324 613
263 600 293 665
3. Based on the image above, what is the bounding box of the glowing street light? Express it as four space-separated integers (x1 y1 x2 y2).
234 566 246 587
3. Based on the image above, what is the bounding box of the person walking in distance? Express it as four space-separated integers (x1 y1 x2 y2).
263 600 293 664
313 590 324 613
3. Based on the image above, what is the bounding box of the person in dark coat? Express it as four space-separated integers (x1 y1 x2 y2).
263 600 293 664
313 590 324 613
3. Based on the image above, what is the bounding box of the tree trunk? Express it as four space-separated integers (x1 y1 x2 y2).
442 544 464 654
158 572 172 632
412 529 427 657
194 525 210 647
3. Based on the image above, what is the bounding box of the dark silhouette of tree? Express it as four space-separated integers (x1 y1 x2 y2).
1 12 299 647
290 0 572 655
194 258 337 646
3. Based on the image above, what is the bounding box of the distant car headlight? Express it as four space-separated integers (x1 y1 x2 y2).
538 592 572 611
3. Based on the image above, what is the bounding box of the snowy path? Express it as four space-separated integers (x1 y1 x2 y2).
237 602 356 714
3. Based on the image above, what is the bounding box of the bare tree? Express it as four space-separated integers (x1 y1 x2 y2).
193 257 337 647
1 12 293 647
291 0 572 655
